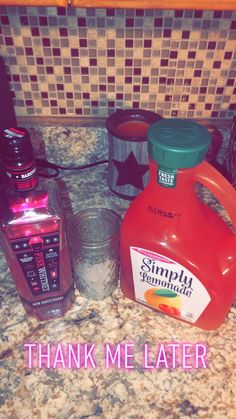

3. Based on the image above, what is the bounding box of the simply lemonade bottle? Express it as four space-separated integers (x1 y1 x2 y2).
120 119 236 330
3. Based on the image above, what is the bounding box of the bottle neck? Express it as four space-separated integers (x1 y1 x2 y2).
6 159 38 192
149 158 198 193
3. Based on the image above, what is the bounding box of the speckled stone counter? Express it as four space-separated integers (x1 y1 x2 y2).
0 125 235 419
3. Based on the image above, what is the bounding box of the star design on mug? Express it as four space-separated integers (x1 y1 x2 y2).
113 151 149 190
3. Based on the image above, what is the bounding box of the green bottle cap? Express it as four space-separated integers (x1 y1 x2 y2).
148 118 211 169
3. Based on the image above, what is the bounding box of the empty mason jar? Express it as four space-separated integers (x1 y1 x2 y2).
70 208 121 300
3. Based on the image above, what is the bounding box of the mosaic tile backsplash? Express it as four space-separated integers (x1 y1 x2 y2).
0 6 236 119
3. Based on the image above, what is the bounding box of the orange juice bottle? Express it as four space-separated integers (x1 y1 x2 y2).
120 119 236 330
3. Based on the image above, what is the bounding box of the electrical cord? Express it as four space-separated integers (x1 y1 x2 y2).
35 158 108 179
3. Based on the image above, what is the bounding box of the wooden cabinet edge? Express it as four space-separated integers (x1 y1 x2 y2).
0 0 66 5
70 0 236 10
0 0 235 9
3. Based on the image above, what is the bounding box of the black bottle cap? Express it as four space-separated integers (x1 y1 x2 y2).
0 127 34 167
0 127 38 192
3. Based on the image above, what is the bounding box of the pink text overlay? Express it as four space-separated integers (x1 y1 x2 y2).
24 342 208 370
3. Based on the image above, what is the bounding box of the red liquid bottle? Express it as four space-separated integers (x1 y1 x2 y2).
120 119 236 330
0 128 75 320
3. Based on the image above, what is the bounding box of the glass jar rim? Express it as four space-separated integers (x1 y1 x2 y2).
70 207 121 249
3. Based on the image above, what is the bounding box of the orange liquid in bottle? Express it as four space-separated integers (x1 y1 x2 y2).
120 119 236 330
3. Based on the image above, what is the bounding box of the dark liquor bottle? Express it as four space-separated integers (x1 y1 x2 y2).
0 127 75 320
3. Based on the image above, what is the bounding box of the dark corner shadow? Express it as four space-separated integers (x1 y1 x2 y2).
0 55 17 131
0 55 17 186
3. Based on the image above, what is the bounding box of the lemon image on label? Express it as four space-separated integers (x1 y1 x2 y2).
144 288 182 317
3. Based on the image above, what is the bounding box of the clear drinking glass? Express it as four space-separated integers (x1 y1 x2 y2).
70 208 121 300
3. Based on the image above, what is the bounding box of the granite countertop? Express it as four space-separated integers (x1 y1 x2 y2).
0 125 235 419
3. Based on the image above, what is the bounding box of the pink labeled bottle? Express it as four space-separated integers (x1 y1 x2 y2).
120 119 236 330
0 127 75 320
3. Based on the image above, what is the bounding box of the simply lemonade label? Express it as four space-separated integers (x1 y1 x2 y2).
130 247 211 323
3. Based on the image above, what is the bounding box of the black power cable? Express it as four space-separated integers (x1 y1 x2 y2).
35 158 108 178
